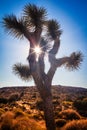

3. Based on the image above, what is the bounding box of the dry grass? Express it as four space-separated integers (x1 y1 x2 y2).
59 109 81 120
0 110 46 130
0 111 14 130
0 108 5 117
13 117 45 130
62 119 87 130
13 108 25 118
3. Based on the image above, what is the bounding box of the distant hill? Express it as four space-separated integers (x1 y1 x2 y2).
0 85 87 101
0 85 87 121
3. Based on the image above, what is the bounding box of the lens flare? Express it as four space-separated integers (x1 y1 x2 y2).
34 46 42 61
34 46 41 55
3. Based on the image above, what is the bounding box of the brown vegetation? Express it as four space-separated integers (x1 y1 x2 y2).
63 119 87 130
58 109 81 120
0 110 46 130
0 86 87 130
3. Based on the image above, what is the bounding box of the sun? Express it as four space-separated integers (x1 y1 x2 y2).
34 46 41 55
33 46 42 61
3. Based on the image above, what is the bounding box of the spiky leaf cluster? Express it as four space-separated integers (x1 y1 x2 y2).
24 4 47 28
65 52 83 70
13 63 32 81
3 14 27 39
47 20 62 40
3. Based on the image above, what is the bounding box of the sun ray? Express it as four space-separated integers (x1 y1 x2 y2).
28 42 52 62
34 46 42 55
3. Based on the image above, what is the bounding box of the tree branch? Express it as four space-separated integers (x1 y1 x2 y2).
47 38 60 84
48 38 60 65
38 54 46 79
47 66 57 85
56 57 70 67
47 51 83 84
49 38 60 55
34 27 42 43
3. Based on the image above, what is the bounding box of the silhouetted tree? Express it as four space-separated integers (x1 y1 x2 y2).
3 4 83 130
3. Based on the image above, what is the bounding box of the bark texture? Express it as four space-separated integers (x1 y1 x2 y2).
43 96 56 130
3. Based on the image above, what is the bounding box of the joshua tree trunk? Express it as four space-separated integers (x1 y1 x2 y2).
25 30 57 130
43 95 56 130
35 83 56 130
32 73 56 130
35 81 56 130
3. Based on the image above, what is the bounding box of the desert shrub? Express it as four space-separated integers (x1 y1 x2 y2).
54 110 60 119
13 108 25 118
20 92 24 98
55 119 67 128
53 99 60 106
62 101 73 108
36 99 44 111
31 92 37 98
83 97 87 101
4 107 9 111
73 99 87 117
0 97 8 104
1 111 14 120
73 100 87 111
63 119 87 130
0 108 5 117
13 117 45 130
32 113 40 120
13 117 29 130
1 120 13 130
8 93 20 103
59 109 81 120
0 112 14 130
32 111 44 120
0 111 45 130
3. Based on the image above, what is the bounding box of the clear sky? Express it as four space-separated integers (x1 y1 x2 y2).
0 0 87 88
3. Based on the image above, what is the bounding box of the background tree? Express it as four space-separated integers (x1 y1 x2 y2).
3 4 83 130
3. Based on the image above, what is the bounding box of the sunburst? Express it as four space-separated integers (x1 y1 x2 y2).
33 46 42 61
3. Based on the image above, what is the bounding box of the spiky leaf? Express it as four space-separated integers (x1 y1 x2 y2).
65 51 83 70
13 63 32 81
3 14 27 39
47 19 62 40
24 4 47 28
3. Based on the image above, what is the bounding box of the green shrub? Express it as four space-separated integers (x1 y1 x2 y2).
56 119 66 128
8 93 20 103
63 119 87 130
59 109 81 120
0 97 8 104
73 99 87 117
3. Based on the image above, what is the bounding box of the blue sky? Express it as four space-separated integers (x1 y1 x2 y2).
0 0 87 88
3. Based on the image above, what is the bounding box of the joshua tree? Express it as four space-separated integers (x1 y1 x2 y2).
3 4 83 130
